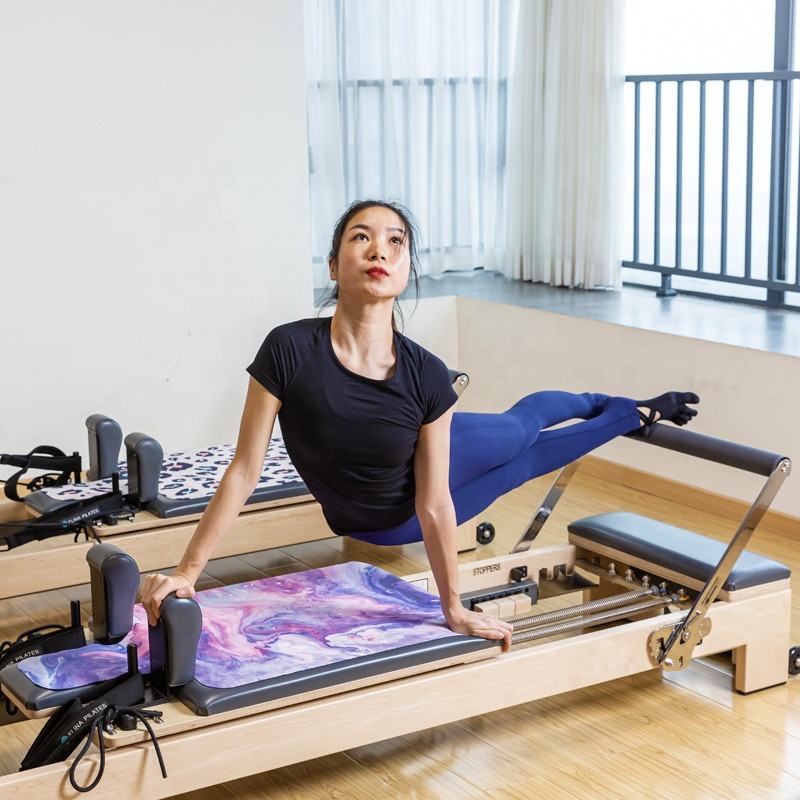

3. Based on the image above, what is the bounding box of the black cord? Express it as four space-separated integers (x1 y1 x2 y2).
69 705 166 793
74 521 103 544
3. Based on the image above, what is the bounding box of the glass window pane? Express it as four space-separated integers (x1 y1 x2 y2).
625 0 776 74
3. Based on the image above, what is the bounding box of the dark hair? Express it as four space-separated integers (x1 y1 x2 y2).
318 199 421 329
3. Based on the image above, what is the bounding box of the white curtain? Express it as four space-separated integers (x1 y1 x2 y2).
305 0 516 282
505 0 625 288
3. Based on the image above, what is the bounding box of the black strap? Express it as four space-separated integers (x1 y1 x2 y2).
0 518 103 551
0 478 136 551
0 625 86 673
19 670 167 791
1 446 82 502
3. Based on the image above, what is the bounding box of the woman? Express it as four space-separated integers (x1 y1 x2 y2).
141 200 698 651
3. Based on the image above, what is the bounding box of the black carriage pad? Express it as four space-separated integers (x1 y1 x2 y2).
568 511 790 591
146 480 308 518
0 662 94 713
176 634 497 716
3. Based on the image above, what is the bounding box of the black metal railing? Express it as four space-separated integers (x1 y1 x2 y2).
624 70 800 306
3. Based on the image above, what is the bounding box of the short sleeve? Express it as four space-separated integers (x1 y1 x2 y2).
246 327 290 400
421 354 459 425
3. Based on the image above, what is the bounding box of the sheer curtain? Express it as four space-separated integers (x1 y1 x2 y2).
505 0 625 288
305 0 516 283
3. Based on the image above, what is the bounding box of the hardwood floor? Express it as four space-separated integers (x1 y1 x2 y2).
2 459 799 799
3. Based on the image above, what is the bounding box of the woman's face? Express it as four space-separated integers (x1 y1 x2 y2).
329 205 411 303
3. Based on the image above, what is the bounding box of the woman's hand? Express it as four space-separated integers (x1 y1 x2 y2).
140 572 195 627
445 607 513 652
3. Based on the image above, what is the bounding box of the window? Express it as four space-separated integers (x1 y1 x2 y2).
305 0 516 280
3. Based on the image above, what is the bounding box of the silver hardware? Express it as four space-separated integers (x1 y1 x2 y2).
511 459 582 553
648 615 713 670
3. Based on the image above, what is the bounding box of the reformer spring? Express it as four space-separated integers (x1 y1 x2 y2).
510 593 676 646
511 587 659 631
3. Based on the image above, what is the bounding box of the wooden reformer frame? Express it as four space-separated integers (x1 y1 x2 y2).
0 424 794 799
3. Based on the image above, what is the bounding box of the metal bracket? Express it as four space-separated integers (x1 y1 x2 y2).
511 459 582 553
649 614 713 670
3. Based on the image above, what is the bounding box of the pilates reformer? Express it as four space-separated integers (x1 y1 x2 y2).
0 414 324 601
0 422 796 799
0 372 474 601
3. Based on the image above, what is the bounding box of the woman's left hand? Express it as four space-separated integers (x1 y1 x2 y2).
445 607 513 652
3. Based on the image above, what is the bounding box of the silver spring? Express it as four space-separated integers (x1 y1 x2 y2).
510 597 673 645
511 588 657 632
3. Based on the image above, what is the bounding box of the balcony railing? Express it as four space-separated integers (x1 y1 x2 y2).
624 70 800 307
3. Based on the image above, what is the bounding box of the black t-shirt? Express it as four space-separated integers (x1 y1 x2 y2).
246 317 458 534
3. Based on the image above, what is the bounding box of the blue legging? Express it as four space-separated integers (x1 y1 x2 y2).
348 391 641 546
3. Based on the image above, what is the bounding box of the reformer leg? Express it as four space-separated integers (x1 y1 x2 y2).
730 588 792 693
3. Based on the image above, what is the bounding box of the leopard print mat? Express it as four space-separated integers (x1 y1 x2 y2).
37 439 303 502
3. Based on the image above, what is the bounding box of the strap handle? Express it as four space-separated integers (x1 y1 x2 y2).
0 446 82 501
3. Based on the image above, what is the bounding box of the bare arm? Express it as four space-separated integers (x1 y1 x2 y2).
140 377 281 624
414 408 512 651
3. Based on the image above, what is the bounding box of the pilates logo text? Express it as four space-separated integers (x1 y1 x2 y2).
10 647 43 664
63 506 102 525
65 702 108 738
472 563 501 576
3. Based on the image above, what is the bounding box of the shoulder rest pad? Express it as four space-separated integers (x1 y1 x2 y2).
568 511 790 591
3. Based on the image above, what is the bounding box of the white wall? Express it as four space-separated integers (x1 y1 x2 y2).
401 296 460 371
455 298 799 518
0 1 313 459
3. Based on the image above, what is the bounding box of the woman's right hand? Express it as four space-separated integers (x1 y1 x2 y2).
444 606 513 652
140 572 195 627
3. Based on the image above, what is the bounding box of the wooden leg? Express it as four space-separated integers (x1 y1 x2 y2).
456 516 476 553
731 589 792 693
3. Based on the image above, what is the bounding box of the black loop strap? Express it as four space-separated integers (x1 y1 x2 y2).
1 625 66 654
68 705 166 793
0 623 85 673
0 446 81 501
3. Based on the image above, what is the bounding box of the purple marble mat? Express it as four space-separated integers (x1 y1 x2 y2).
18 562 453 691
